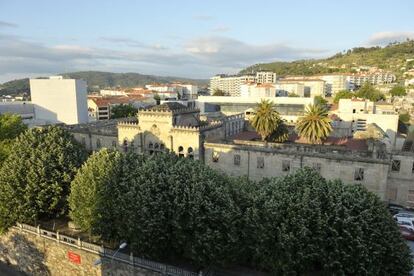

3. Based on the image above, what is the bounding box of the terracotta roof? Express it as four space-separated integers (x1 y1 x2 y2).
88 96 131 107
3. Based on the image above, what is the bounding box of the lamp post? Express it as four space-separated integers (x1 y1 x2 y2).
94 242 127 266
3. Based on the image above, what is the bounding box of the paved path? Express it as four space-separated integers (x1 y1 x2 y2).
0 262 26 276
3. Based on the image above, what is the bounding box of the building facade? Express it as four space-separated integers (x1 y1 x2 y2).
30 76 88 125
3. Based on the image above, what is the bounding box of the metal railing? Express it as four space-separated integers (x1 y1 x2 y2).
15 223 200 276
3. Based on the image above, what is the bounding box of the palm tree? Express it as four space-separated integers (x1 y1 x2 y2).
296 104 332 144
250 99 284 141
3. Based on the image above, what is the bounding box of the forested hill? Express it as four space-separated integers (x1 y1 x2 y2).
0 71 208 96
241 40 414 77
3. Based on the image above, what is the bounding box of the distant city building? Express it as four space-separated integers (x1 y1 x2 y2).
275 81 305 97
210 71 276 97
240 83 276 97
30 76 88 125
280 78 326 97
347 71 396 87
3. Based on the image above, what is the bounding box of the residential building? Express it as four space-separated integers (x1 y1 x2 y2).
30 76 88 125
255 71 277 84
347 71 397 87
280 78 326 97
209 71 275 97
275 81 305 97
335 99 399 148
240 83 276 98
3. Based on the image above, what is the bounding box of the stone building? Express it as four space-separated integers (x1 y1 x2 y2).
67 102 414 208
118 102 244 160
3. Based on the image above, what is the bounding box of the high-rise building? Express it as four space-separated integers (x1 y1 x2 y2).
210 71 276 97
30 76 88 125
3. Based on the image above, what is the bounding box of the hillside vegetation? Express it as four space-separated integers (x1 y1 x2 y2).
241 40 414 77
0 71 208 96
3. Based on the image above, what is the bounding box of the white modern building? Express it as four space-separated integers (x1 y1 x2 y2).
347 72 396 87
275 81 305 97
335 98 399 148
30 76 88 125
240 83 276 98
210 71 276 97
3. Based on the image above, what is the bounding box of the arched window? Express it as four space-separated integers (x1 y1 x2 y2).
160 144 165 151
96 138 101 149
148 142 154 155
187 147 194 159
178 146 184 158
154 143 159 149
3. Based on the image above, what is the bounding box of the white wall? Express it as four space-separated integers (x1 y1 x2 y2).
30 78 88 125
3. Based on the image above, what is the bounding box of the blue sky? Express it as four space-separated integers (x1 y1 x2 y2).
1 0 414 82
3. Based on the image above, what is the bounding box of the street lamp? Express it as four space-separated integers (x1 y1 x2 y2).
94 242 127 266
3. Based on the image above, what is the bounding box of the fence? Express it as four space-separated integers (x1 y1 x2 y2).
15 223 200 276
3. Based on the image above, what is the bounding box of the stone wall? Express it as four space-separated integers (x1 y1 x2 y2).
0 226 194 276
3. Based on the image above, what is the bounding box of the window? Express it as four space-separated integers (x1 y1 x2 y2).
234 154 241 166
354 168 364 181
178 146 184 158
212 151 219 163
257 157 264 169
412 162 414 174
123 139 128 152
112 141 117 148
391 160 401 172
96 138 101 149
81 137 86 146
282 160 290 172
312 163 321 173
187 147 194 159
148 142 154 155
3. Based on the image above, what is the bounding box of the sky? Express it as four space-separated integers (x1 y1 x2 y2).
1 0 414 83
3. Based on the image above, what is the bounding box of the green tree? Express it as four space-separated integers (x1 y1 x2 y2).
250 99 286 141
0 114 27 164
296 104 332 144
399 113 411 124
250 168 412 275
212 88 226 96
153 94 161 104
288 92 300 97
314 95 328 106
333 90 354 103
0 126 88 232
355 83 385 102
110 104 138 119
389 86 407 97
69 149 122 234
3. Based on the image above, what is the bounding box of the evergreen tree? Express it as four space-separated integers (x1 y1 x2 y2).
0 113 27 164
0 126 87 232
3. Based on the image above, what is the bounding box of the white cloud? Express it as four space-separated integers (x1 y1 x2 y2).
192 15 214 21
367 31 414 46
211 25 230 33
0 33 328 82
0 20 17 28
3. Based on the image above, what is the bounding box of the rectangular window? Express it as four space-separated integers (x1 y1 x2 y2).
391 160 401 172
354 168 364 181
312 163 321 173
282 160 290 172
212 152 219 163
412 162 414 173
234 154 241 166
257 157 264 169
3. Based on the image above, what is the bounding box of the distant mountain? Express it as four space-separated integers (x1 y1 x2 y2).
0 71 208 96
241 40 414 78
